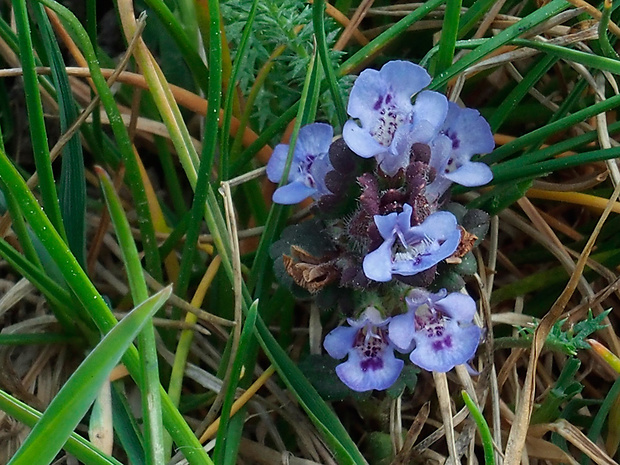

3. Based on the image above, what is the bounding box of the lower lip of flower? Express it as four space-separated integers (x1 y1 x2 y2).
360 356 384 371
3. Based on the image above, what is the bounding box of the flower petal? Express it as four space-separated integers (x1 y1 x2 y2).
407 211 458 242
378 61 431 110
444 161 493 187
393 211 461 276
435 292 477 322
410 321 481 372
388 312 416 351
343 120 387 158
353 306 389 327
272 181 316 205
363 239 395 282
374 210 399 240
442 102 494 159
266 143 290 183
295 123 333 160
323 325 357 359
336 349 404 392
395 203 414 234
411 91 448 142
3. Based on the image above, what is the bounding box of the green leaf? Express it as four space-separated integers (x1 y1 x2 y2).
34 4 86 267
467 179 533 215
462 390 495 465
213 300 259 463
313 0 346 127
7 286 172 465
430 0 570 89
432 0 462 81
12 0 65 238
254 316 368 464
96 167 164 465
0 389 123 465
36 0 162 282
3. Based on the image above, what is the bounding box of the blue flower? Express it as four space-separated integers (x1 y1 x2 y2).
389 289 481 372
266 123 334 204
342 61 448 176
426 102 495 201
324 307 403 392
362 204 461 282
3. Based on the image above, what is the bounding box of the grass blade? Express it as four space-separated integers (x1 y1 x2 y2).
7 286 172 465
38 0 163 281
0 121 213 465
462 390 495 465
0 389 123 465
12 0 65 237
430 0 571 89
313 0 346 127
96 166 164 465
213 300 259 463
339 0 445 76
34 4 86 267
432 0 462 81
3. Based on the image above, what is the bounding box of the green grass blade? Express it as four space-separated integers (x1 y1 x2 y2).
142 0 208 93
0 333 80 345
111 382 146 465
514 38 620 74
487 55 557 132
37 0 162 282
213 300 259 463
248 48 319 296
458 0 499 38
462 390 495 465
230 102 299 177
598 0 618 59
491 146 620 184
313 0 346 127
0 238 75 322
432 0 462 81
483 92 620 165
339 0 445 76
0 124 212 465
220 0 260 181
478 119 620 182
581 376 620 464
96 167 164 465
12 0 65 238
1 181 44 270
96 167 149 302
34 4 87 268
253 316 368 464
7 286 172 465
175 0 223 301
430 0 571 89
0 389 123 465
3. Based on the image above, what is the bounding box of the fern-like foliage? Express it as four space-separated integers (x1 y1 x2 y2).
222 0 350 133
518 310 610 356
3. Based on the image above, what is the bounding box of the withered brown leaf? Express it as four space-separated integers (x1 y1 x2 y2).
282 245 340 293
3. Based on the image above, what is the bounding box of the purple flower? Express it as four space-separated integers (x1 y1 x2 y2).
324 307 403 392
362 204 461 282
389 289 481 372
342 61 448 176
426 102 495 201
267 123 334 204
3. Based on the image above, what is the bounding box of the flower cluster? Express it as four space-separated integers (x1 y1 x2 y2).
268 61 493 392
